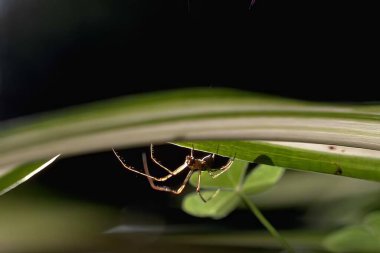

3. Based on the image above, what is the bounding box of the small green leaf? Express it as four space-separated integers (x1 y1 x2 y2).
323 211 380 252
182 159 293 252
182 191 240 219
182 159 285 219
0 154 60 196
182 159 249 219
242 165 285 195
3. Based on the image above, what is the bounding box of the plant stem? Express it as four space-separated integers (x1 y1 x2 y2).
239 193 295 253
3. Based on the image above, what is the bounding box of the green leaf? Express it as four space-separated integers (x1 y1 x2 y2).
182 191 240 219
242 165 285 195
183 159 293 251
182 159 284 219
173 140 380 181
0 155 60 196
323 211 380 252
1 88 380 181
183 159 249 219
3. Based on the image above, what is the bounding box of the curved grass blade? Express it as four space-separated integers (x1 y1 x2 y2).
0 154 60 196
173 141 380 181
0 88 379 181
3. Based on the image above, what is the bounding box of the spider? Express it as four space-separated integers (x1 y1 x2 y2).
112 144 235 202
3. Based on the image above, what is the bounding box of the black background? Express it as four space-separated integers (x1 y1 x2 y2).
0 0 378 229
1 0 379 121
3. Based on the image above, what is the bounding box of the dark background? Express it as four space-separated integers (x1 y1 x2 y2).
1 0 379 121
0 0 378 231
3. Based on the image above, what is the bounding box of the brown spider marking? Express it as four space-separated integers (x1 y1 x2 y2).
113 144 235 203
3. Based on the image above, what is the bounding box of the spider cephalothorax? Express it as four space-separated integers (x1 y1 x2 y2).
113 144 235 202
185 155 211 171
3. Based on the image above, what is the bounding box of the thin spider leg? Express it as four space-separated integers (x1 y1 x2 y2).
143 152 190 183
191 144 194 157
196 170 220 202
208 156 235 179
113 149 163 180
113 149 186 182
210 144 220 160
150 144 175 175
201 154 214 162
208 160 233 178
196 170 202 192
208 152 236 178
143 154 193 194
206 189 221 202
214 144 220 157
196 170 208 202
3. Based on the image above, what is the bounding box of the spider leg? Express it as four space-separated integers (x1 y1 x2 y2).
113 149 187 182
208 153 236 179
143 153 193 194
210 144 220 160
214 144 220 157
196 170 220 202
150 144 175 175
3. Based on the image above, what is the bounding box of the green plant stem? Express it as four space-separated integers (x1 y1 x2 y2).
239 193 295 253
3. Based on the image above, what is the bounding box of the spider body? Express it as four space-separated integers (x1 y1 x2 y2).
113 144 235 202
185 154 213 171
